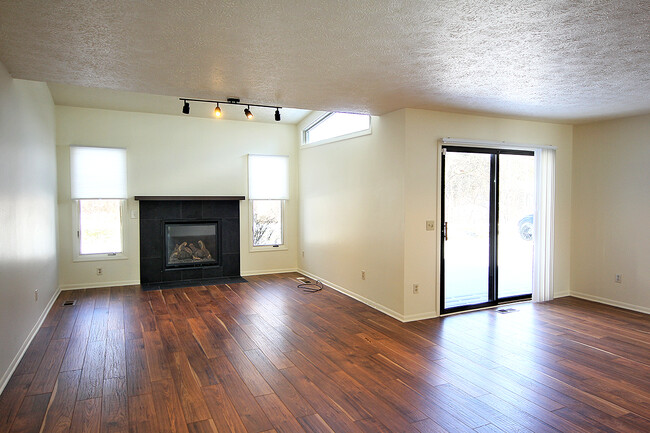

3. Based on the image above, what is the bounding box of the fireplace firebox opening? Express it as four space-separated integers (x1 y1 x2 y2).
165 222 219 268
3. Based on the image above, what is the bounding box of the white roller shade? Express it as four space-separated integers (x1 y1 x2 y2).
248 154 289 200
70 146 127 199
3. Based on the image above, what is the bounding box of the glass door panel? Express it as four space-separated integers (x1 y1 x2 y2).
497 154 535 299
442 151 492 310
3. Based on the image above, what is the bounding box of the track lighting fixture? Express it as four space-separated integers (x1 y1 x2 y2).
179 97 282 121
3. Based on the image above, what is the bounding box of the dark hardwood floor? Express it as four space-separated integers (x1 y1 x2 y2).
1 273 649 433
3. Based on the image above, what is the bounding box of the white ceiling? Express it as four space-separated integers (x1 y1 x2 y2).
1 1 649 122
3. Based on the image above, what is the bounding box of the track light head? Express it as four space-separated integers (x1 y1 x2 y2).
244 106 253 119
182 100 190 115
214 104 222 117
275 108 281 122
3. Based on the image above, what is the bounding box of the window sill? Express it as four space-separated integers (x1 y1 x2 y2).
249 245 288 253
73 253 128 263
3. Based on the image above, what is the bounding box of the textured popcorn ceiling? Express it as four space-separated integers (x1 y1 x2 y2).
1 0 648 122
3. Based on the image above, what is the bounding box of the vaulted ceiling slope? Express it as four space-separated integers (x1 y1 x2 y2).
1 1 648 122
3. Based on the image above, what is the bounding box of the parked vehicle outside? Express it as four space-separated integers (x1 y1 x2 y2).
518 214 533 240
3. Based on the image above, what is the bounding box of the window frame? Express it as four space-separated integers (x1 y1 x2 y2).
301 112 372 148
72 199 128 262
249 199 287 252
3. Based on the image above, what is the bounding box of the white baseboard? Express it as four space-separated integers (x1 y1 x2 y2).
59 280 140 291
0 286 61 395
570 291 650 315
297 269 408 322
403 311 439 322
241 268 298 277
554 290 570 298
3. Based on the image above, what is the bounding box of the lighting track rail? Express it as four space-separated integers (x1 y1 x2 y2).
179 97 282 121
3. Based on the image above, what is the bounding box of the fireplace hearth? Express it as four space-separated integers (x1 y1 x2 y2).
136 196 245 289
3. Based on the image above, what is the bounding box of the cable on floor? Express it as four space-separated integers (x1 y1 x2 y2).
297 278 323 293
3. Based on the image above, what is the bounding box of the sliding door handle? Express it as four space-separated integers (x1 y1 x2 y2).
443 222 448 241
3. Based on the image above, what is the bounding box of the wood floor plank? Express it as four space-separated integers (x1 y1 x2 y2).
127 393 158 433
220 338 273 397
167 352 210 424
76 340 106 401
13 326 55 376
208 355 274 433
101 377 128 433
256 393 307 433
1 276 649 433
125 338 151 397
8 393 51 433
26 338 69 396
104 328 126 379
0 374 34 433
52 307 80 340
143 331 171 382
296 414 335 433
202 384 248 433
245 349 315 418
39 369 81 433
151 379 190 433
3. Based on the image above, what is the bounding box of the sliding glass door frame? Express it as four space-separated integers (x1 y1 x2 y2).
440 146 534 315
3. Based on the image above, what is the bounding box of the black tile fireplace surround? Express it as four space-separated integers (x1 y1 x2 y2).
136 197 245 290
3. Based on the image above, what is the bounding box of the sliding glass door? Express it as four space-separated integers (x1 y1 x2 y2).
441 147 535 314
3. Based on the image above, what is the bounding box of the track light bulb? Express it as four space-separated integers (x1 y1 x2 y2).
275 108 281 122
182 101 190 115
214 104 222 117
244 107 253 119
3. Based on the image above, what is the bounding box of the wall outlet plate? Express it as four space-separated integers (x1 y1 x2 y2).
426 220 435 231
413 284 419 294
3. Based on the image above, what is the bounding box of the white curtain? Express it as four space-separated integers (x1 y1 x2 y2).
533 148 556 302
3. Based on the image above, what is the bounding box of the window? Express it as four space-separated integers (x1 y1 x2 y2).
303 112 371 145
252 200 283 246
70 146 127 260
77 199 124 255
248 154 289 249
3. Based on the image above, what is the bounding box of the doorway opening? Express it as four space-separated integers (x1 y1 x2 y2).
441 146 535 314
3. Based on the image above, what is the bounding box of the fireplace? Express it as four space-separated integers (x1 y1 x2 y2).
136 196 244 289
165 222 218 268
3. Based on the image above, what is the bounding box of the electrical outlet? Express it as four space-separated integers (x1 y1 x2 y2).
615 274 622 283
96 267 103 276
425 220 435 231
361 270 366 280
412 284 420 294
34 289 38 302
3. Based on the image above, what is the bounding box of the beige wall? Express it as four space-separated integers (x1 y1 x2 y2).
56 106 298 289
298 108 573 320
298 110 407 317
0 66 58 390
572 114 650 313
